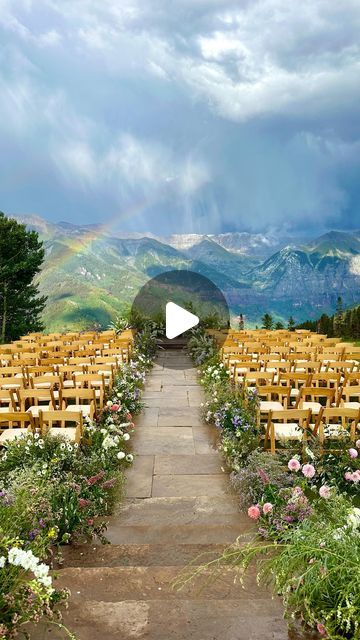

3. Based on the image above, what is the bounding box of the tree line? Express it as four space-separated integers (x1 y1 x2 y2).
260 298 360 340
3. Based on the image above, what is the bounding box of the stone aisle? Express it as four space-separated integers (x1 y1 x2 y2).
38 351 290 640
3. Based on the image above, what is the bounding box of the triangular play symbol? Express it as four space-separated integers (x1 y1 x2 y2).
165 302 199 339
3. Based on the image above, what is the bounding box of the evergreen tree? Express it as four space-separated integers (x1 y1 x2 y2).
288 316 296 331
275 321 284 330
261 313 274 330
0 213 47 342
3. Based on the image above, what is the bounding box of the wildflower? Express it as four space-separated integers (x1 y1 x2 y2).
78 498 90 508
101 478 116 489
126 453 134 463
263 503 273 514
48 528 57 539
247 505 261 520
344 471 353 481
117 451 125 460
87 519 94 526
317 623 327 636
356 439 360 449
0 556 5 568
288 458 301 472
302 463 315 479
319 485 331 499
123 433 130 441
349 447 358 459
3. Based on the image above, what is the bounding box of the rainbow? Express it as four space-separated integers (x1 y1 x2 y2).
53 198 156 269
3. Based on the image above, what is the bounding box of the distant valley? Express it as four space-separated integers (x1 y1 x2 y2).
11 215 360 331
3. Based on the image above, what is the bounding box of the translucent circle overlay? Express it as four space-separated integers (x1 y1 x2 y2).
131 270 230 369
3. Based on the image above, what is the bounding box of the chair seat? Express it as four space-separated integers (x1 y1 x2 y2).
63 380 75 388
301 401 322 414
343 401 360 409
260 401 284 412
0 406 12 413
274 423 303 440
65 404 92 417
0 428 29 443
27 404 52 417
290 388 300 397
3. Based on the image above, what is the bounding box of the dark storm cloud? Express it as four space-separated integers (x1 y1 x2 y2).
0 0 359 234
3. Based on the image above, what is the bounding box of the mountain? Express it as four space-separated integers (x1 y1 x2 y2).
7 214 360 330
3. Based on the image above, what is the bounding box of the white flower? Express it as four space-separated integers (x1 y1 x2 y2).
38 439 44 445
60 443 66 450
74 443 79 448
34 563 49 579
34 433 39 440
106 400 112 407
126 454 134 463
100 428 107 435
123 433 130 441
117 451 125 460
0 556 6 568
39 575 53 588
67 444 73 452
119 422 130 428
348 507 360 530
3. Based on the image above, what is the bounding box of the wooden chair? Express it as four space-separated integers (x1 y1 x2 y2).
338 385 360 410
72 373 106 408
278 372 312 402
0 375 26 390
16 387 58 417
257 385 291 427
310 371 341 389
0 389 17 413
314 407 360 448
60 388 96 419
38 410 83 444
244 371 275 388
296 386 336 415
264 408 312 454
0 412 36 444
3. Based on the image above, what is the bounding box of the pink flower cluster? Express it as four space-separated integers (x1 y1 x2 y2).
344 470 360 483
247 502 273 520
288 458 316 478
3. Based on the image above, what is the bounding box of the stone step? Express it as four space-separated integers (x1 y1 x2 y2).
58 543 230 568
32 598 289 640
53 565 271 601
103 523 249 545
114 496 242 521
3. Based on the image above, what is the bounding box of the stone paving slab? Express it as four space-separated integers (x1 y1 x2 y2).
125 456 154 498
132 427 195 455
154 454 223 475
152 474 228 497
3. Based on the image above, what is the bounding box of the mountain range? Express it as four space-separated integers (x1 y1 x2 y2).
9 214 360 331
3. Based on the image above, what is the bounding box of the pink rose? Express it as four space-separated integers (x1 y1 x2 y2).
302 463 316 479
317 622 327 636
344 471 353 481
319 485 331 499
111 404 120 412
87 518 94 526
262 502 273 514
247 505 261 520
288 458 301 472
349 448 358 459
126 413 132 421
78 498 90 508
130 422 135 429
356 439 360 449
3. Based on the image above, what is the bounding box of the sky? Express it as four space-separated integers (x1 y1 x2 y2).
0 0 360 236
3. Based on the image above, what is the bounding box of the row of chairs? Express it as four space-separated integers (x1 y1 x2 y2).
211 329 360 453
0 329 134 445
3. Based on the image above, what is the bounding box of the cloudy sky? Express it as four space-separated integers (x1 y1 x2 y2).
1 0 360 236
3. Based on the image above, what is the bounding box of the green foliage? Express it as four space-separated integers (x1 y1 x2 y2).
287 315 295 331
0 212 47 342
188 330 217 365
297 301 360 340
261 312 274 330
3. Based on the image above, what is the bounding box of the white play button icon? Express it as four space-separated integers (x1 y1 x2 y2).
165 302 199 339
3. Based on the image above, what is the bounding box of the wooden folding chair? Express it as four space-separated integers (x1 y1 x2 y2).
15 387 58 417
264 408 312 454
338 385 360 410
296 387 336 416
72 373 106 408
59 388 96 419
0 412 36 444
0 389 17 413
0 375 26 390
38 410 83 444
314 407 360 449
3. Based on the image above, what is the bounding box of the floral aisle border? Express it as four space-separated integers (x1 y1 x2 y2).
187 330 360 640
0 330 157 640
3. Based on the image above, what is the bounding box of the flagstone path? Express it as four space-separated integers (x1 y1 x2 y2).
35 351 304 640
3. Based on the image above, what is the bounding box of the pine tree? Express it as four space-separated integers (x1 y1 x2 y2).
288 316 296 331
0 213 47 342
261 313 274 330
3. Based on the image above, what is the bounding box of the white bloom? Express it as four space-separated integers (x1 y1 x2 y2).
34 433 39 439
123 433 130 441
38 439 44 445
0 556 6 568
117 451 125 460
67 444 73 452
120 422 130 429
100 428 107 435
60 443 66 450
34 563 49 579
126 454 134 463
39 575 53 588
106 400 112 407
